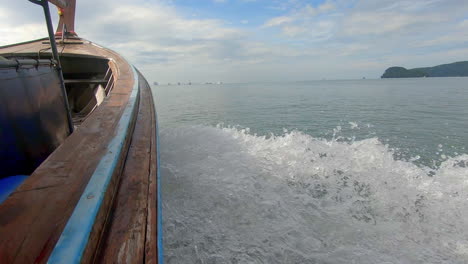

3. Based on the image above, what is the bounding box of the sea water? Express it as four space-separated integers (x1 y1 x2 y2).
152 78 468 263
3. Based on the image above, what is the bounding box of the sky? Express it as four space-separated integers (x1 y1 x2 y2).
1 0 468 83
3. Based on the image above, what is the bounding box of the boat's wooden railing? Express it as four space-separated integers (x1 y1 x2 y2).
64 64 115 92
48 65 140 263
103 64 116 95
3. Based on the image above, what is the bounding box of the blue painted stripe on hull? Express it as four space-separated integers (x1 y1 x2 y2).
47 66 140 264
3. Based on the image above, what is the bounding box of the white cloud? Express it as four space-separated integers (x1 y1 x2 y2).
0 23 46 46
0 6 53 45
263 0 337 28
379 0 442 12
263 16 295 28
343 12 441 35
87 4 243 41
459 19 468 29
260 2 339 42
413 33 468 48
318 2 335 12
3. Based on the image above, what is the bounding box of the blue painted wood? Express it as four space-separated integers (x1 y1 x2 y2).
47 66 140 264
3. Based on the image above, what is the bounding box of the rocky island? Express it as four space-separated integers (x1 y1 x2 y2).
381 61 468 78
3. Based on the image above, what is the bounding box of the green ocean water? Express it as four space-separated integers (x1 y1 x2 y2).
152 77 468 263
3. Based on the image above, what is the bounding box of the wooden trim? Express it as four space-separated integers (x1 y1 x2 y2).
94 71 155 263
145 76 159 264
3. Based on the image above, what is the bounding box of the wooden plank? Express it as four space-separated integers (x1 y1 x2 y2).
95 72 153 263
144 72 159 264
0 40 136 264
65 79 107 84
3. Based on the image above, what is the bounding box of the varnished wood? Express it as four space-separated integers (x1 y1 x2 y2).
55 0 77 36
80 93 140 264
145 74 159 264
96 73 155 264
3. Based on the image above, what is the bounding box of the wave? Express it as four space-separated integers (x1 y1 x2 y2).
161 125 468 264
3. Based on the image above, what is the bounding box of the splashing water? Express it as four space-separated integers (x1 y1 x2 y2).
161 125 468 264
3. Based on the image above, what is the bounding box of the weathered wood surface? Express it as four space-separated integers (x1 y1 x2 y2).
145 72 159 264
0 39 137 263
80 88 139 264
95 73 158 264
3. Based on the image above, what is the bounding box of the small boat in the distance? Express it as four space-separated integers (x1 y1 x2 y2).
0 0 162 263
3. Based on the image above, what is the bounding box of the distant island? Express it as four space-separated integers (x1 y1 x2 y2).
381 61 468 78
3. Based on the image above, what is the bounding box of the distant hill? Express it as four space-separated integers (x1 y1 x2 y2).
381 61 468 78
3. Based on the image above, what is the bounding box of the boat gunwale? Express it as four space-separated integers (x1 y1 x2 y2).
47 64 140 264
0 37 49 49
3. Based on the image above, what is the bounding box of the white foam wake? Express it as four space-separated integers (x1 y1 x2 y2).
161 125 468 264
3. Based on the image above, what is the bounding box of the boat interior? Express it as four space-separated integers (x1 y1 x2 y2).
61 55 115 125
6 53 115 124
0 51 115 201
0 37 160 263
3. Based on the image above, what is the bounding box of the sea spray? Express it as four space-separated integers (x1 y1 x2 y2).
162 125 468 264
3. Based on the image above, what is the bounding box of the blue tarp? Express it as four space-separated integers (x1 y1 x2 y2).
0 175 28 204
0 63 69 178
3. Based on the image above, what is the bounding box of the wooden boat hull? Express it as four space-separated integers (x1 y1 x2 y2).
0 38 162 263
